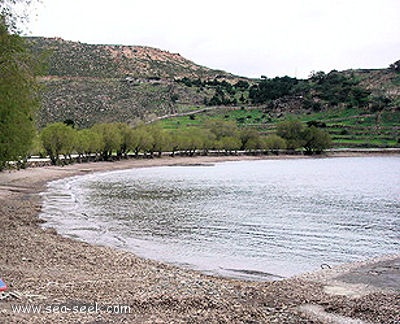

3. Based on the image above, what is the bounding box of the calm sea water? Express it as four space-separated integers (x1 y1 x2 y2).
40 157 400 280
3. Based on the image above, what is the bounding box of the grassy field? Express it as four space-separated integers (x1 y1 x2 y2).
160 107 400 148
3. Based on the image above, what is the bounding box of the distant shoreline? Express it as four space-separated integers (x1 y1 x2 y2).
9 147 400 170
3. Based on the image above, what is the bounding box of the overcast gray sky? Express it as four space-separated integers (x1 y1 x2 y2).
25 0 400 79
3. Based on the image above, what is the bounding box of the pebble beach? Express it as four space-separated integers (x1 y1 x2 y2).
0 155 399 323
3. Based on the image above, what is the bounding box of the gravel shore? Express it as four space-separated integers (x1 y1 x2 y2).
0 156 399 323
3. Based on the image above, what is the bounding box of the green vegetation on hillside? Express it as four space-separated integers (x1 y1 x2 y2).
248 70 393 111
160 65 400 149
160 106 399 148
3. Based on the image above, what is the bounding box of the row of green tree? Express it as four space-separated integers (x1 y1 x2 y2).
39 120 332 165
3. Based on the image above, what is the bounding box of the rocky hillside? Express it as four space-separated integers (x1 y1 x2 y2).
27 37 239 80
27 37 399 130
27 37 246 128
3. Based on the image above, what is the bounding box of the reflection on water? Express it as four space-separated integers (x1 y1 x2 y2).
40 157 400 280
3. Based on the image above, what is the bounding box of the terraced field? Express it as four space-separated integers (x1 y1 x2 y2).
160 107 400 148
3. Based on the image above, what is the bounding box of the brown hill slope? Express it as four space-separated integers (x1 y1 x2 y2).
27 36 239 80
27 37 246 128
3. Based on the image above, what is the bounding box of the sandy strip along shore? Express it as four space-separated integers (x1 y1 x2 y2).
0 155 399 323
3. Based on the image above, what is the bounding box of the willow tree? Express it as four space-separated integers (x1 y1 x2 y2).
0 0 40 169
91 123 123 160
40 122 76 165
302 126 332 155
276 119 305 150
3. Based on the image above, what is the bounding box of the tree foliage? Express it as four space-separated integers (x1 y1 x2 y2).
302 126 332 154
247 70 381 111
263 134 287 153
74 128 102 159
389 60 400 73
130 124 153 156
249 76 300 103
310 70 370 107
276 119 331 153
0 10 40 169
204 120 238 140
239 128 260 150
40 122 75 164
276 119 305 150
91 123 123 160
1 0 39 33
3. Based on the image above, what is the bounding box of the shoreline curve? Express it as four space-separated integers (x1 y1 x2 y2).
0 154 399 323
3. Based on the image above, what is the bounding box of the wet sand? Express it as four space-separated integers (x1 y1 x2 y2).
0 155 399 323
